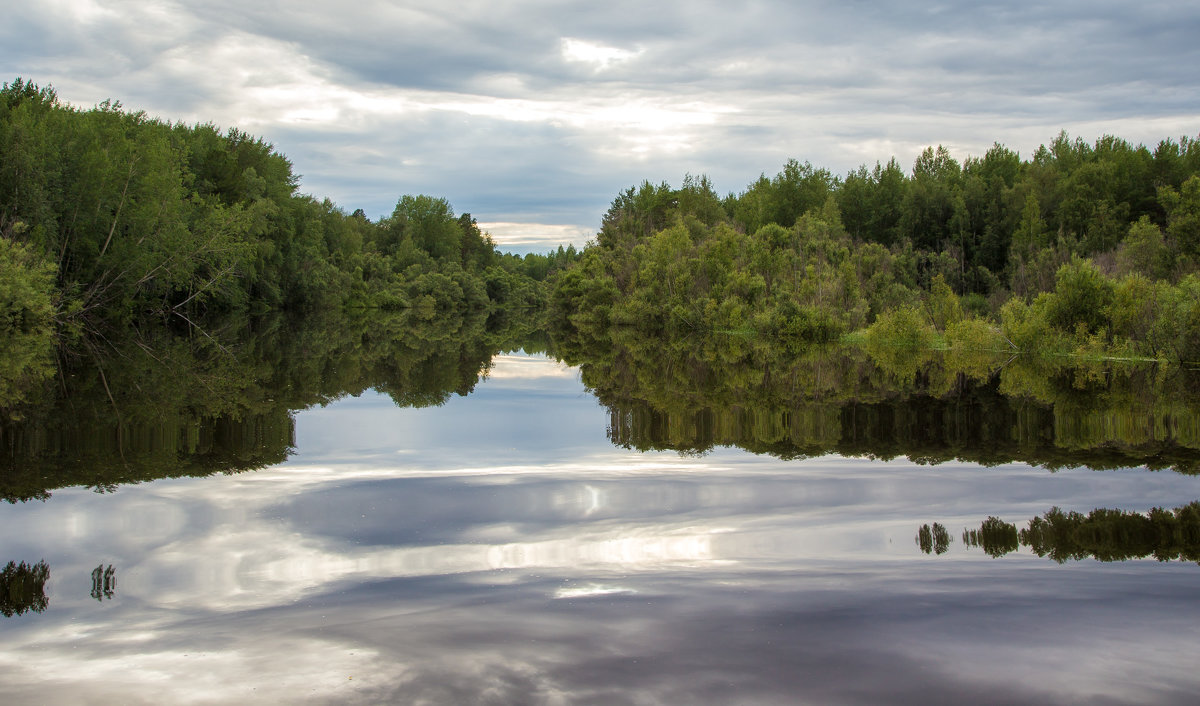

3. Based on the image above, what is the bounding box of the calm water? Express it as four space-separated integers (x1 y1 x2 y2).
3 350 1200 704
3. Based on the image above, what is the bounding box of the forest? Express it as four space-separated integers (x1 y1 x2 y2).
5 76 1200 470
0 78 572 339
549 133 1200 365
5 77 1199 371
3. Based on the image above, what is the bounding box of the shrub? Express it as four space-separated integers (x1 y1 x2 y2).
865 304 938 350
0 236 56 332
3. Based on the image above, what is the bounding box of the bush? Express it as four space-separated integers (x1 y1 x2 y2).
945 318 1009 379
774 301 844 344
1154 274 1200 362
0 236 56 331
946 318 1006 351
1000 295 1063 354
864 304 938 350
1044 256 1115 334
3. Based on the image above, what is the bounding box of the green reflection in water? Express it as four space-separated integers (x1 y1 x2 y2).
0 308 546 502
916 523 951 555
4 308 1199 502
0 328 56 415
963 517 1021 558
561 330 1200 472
90 564 116 602
931 502 1200 563
0 560 49 617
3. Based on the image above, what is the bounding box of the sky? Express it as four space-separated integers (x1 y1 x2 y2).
4 1 1199 253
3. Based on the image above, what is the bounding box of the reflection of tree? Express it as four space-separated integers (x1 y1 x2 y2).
1021 504 1200 563
916 523 951 555
944 502 1200 563
0 308 546 502
558 330 1200 472
0 560 49 617
91 564 116 601
0 329 55 413
962 517 1019 558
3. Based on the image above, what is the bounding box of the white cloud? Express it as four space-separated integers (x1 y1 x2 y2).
560 37 642 70
479 222 593 248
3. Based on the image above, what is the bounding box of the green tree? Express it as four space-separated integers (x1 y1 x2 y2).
0 235 56 331
1116 216 1170 280
1044 257 1115 335
1160 175 1200 262
1011 192 1051 259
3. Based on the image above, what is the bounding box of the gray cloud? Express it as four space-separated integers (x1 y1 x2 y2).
3 0 1198 251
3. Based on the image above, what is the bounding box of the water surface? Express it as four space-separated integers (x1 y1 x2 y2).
2 345 1200 704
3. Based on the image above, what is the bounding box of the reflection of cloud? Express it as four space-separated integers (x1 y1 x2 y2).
46 453 991 614
485 354 579 381
107 464 751 611
8 561 1199 705
0 630 387 704
238 524 727 609
554 583 636 599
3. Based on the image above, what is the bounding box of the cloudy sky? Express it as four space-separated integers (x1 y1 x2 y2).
4 1 1199 252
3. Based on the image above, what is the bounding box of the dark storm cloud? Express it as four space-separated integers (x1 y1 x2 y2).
2 0 1198 250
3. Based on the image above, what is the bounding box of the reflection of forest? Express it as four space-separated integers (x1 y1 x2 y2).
562 332 1200 473
0 561 121 618
931 502 1200 563
0 310 547 502
91 564 116 601
5 310 1197 501
0 561 49 617
916 523 952 555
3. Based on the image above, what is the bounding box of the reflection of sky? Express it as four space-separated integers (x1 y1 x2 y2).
3 352 1200 704
290 353 611 466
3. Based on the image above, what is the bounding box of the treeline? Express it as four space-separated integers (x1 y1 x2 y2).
924 502 1200 563
0 78 574 333
550 135 1200 363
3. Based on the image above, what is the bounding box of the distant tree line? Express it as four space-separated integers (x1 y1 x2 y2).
932 502 1200 563
0 78 576 335
550 134 1200 363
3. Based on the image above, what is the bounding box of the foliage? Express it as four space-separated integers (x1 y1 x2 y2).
916 523 951 555
0 235 56 331
551 129 1200 363
1021 503 1200 563
0 560 48 616
0 306 547 502
946 503 1200 563
945 318 1009 380
864 305 939 351
0 78 549 327
1043 257 1115 334
552 323 1200 471
962 517 1019 558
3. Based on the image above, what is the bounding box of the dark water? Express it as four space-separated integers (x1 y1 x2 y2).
2 319 1200 704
